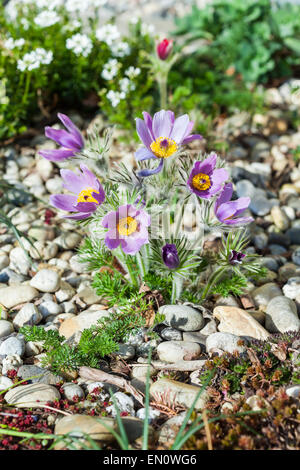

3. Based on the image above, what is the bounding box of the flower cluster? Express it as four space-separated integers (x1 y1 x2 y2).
66 34 93 57
101 59 119 81
4 37 25 50
17 48 53 71
34 10 61 27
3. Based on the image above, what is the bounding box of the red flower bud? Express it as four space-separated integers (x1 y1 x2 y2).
157 38 173 60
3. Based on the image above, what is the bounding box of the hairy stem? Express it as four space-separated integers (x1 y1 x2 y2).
201 266 227 300
171 273 184 304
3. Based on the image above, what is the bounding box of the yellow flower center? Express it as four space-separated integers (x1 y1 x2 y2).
150 136 178 159
117 216 138 236
77 187 99 204
192 173 211 191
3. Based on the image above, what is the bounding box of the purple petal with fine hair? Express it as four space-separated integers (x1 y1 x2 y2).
105 229 121 250
65 212 92 220
138 158 164 178
50 194 77 211
102 210 118 229
57 113 84 148
215 183 233 210
211 168 229 186
152 110 172 139
181 134 203 144
92 185 105 205
136 118 153 148
60 169 87 194
196 153 217 175
135 147 155 161
167 110 175 125
224 216 254 226
45 127 81 150
169 114 190 143
121 234 148 255
136 209 151 227
73 201 98 213
142 112 155 140
39 149 75 161
80 164 99 189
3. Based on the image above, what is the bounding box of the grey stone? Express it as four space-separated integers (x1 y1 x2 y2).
13 303 42 330
283 277 300 300
292 247 300 266
249 196 272 216
62 383 85 402
17 365 62 385
150 378 208 410
0 285 38 309
266 296 300 333
206 332 246 355
252 283 282 308
160 304 204 332
4 383 60 407
39 300 62 318
0 336 25 357
9 247 31 276
116 344 135 360
157 341 201 363
160 327 182 341
0 320 14 339
30 269 60 293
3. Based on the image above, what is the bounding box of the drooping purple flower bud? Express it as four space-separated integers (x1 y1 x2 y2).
229 250 246 265
162 243 180 270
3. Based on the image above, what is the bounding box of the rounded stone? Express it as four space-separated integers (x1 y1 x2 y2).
292 247 300 266
0 336 25 357
266 296 300 333
206 332 246 355
4 383 61 407
251 283 282 309
38 301 62 318
160 304 204 332
59 308 110 339
9 247 31 276
150 378 208 410
157 340 201 363
116 344 135 360
0 320 14 339
13 303 42 330
0 286 38 309
30 269 60 293
282 277 300 300
160 327 183 341
62 383 85 402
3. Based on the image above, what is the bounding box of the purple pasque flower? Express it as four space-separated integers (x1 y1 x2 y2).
187 153 229 199
135 110 202 177
102 204 150 255
215 183 254 226
50 164 105 220
39 113 84 162
229 250 246 265
162 243 180 270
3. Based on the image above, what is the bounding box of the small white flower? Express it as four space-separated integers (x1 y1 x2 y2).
120 77 135 94
66 0 106 13
101 59 119 80
66 33 93 57
20 18 30 30
125 66 141 79
34 10 61 28
141 23 155 36
96 24 120 46
17 48 53 72
110 41 131 58
107 90 125 107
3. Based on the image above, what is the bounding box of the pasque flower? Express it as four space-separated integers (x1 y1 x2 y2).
187 153 229 199
135 110 202 177
215 183 254 225
39 113 84 162
157 38 173 60
50 164 105 220
102 204 150 255
162 243 180 269
229 250 246 265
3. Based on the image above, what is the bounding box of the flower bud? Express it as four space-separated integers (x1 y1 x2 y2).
229 250 245 265
162 243 180 270
156 38 173 60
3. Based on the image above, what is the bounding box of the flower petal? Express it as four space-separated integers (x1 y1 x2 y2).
60 169 87 194
105 229 121 250
136 118 153 148
152 110 172 139
142 112 155 140
181 133 203 144
57 113 84 148
169 114 190 143
65 212 92 220
39 149 75 161
215 183 233 210
74 201 98 213
135 147 155 161
138 158 164 178
50 194 77 211
45 127 80 150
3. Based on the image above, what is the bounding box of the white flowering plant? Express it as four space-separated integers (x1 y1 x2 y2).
0 1 155 139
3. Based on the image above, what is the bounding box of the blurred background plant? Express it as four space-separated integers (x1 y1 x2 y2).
1 0 300 142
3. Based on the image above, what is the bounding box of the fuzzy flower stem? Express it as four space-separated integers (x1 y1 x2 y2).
171 273 184 304
136 251 147 279
200 266 227 301
158 74 168 110
116 249 138 288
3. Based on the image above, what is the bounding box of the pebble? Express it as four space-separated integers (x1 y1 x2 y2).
156 341 201 363
285 385 300 398
4 383 61 407
116 343 135 360
160 304 204 331
0 320 14 339
136 407 160 422
249 196 272 216
13 303 42 329
17 365 62 385
213 306 270 340
0 375 13 391
62 383 85 402
38 300 62 318
59 308 109 339
30 269 61 293
0 254 9 271
292 247 300 266
9 247 31 276
107 392 135 417
251 283 282 309
150 378 208 410
282 277 300 300
55 281 75 303
0 285 38 309
206 332 246 355
0 336 25 357
160 327 182 341
265 296 300 333
270 205 290 231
